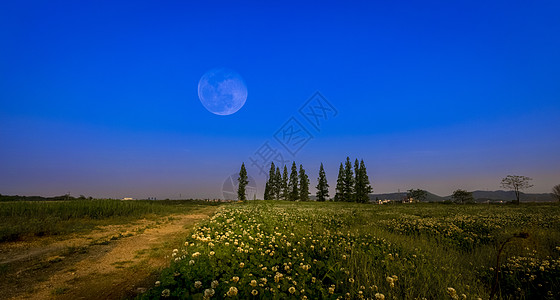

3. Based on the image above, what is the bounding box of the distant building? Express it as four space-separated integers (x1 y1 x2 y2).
403 197 415 203
122 197 134 200
375 199 392 205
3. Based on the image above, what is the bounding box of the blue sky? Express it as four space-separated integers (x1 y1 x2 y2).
1 0 559 199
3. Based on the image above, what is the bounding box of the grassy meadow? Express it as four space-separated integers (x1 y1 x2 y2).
0 199 221 242
141 201 560 299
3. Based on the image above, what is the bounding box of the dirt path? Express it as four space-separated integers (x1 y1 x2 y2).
0 206 218 300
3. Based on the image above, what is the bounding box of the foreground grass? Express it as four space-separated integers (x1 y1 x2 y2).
141 201 560 299
0 200 222 242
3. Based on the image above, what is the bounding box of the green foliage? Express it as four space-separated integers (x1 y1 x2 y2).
552 184 560 202
333 158 371 203
142 202 560 300
288 162 299 201
0 194 82 202
316 163 329 202
354 159 360 201
354 160 372 203
0 200 215 242
342 157 354 202
334 163 344 202
274 167 282 200
237 163 249 201
264 162 276 200
487 248 560 299
263 182 271 201
281 166 289 201
298 165 310 201
452 189 475 204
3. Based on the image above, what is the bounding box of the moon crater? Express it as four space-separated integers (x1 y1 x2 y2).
198 68 248 115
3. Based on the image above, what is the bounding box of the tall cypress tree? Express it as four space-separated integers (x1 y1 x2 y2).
354 159 373 203
334 163 344 201
316 163 329 201
299 164 310 201
274 166 282 200
264 162 276 200
354 159 359 181
237 162 249 201
353 158 360 202
342 157 354 201
264 181 270 201
288 162 299 201
281 165 289 200
359 159 373 203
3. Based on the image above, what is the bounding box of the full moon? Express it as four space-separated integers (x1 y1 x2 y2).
197 68 248 115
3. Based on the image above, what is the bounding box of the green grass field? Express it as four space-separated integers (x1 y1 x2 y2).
140 201 560 299
0 199 221 242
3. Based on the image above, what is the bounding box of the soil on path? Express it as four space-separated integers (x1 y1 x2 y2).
0 206 218 300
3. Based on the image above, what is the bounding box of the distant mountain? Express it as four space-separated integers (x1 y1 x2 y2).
369 190 556 203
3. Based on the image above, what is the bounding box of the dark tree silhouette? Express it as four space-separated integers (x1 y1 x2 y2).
355 159 372 203
451 189 474 203
274 167 282 200
316 163 329 202
288 162 299 201
264 162 276 200
281 165 289 200
501 175 533 205
237 163 249 201
299 164 310 201
354 159 360 202
342 157 354 202
552 184 560 202
334 163 344 201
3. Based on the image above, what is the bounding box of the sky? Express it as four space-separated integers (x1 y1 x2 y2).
1 0 559 199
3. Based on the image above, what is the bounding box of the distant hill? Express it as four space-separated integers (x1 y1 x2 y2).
369 190 556 203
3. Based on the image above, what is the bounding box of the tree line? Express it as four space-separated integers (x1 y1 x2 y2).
237 157 373 202
237 164 558 204
333 157 372 203
259 161 311 201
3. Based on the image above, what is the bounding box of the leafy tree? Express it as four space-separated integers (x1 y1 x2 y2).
281 165 289 200
342 157 354 201
274 167 282 200
406 189 427 202
316 163 329 202
264 162 276 200
501 175 533 205
299 164 310 201
237 163 249 201
451 189 474 203
552 184 560 202
288 162 299 201
334 163 344 201
355 159 372 203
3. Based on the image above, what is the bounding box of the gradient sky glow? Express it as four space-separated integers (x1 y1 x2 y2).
1 1 559 199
